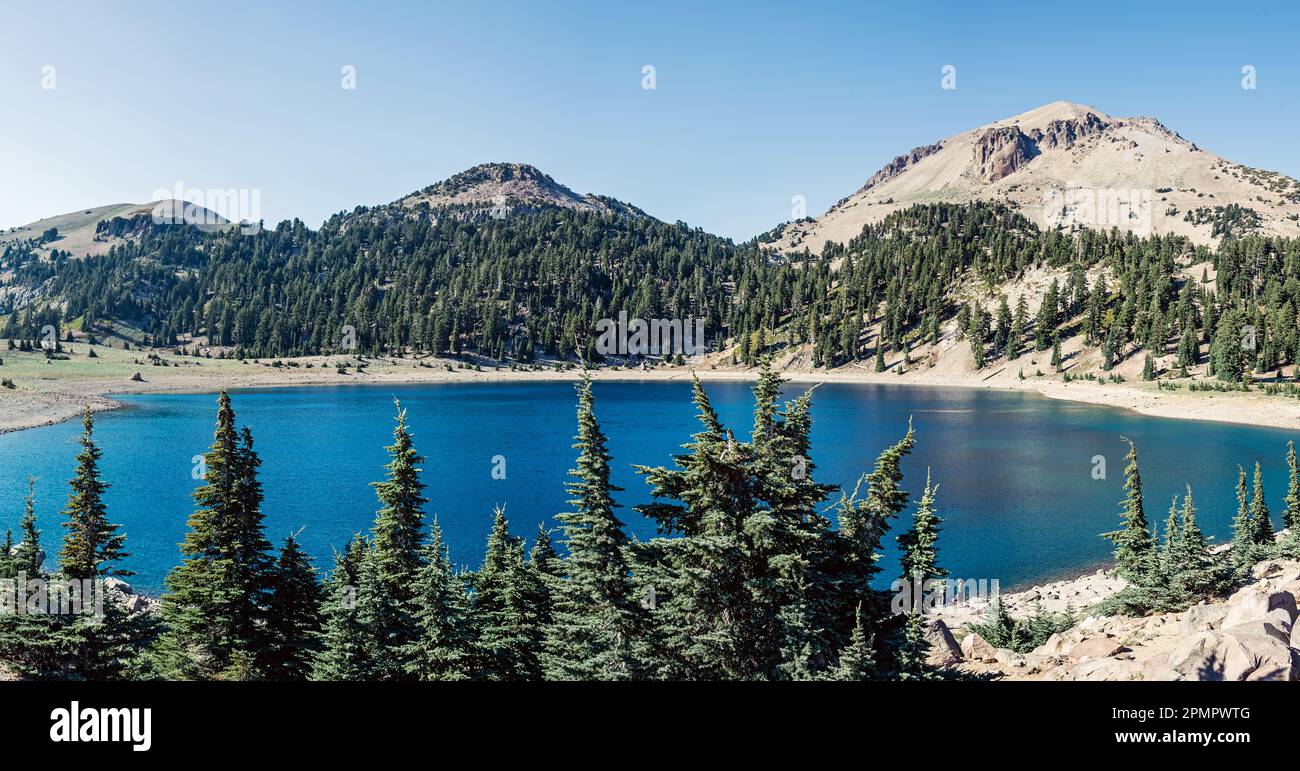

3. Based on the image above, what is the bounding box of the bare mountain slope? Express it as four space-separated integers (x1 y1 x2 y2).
1 200 230 259
776 101 1300 253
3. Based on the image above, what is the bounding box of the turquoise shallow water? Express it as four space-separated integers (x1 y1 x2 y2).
0 380 1295 594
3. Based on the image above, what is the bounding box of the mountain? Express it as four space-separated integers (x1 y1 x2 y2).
2 162 740 360
8 144 1300 398
0 200 230 259
395 162 650 220
773 101 1300 253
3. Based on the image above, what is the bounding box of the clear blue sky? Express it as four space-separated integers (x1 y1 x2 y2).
2 0 1297 240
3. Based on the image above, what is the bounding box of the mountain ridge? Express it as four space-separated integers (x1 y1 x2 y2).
774 101 1300 253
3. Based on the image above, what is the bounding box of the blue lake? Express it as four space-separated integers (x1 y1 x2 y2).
1 380 1295 594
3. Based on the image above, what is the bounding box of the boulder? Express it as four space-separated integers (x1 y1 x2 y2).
1265 608 1294 641
1140 656 1182 681
960 633 998 663
1022 653 1061 675
1033 633 1069 657
1180 602 1229 635
923 618 963 667
1168 626 1295 681
1070 657 1143 681
1068 635 1127 661
1221 586 1297 629
104 577 134 595
103 577 151 614
1169 632 1223 681
1219 626 1294 681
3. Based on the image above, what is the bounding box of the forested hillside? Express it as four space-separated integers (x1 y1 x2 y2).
5 165 1300 385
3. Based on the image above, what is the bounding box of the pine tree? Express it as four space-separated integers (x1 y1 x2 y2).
0 479 70 680
898 470 945 586
230 426 275 658
264 535 323 680
830 605 877 681
1285 441 1300 531
154 391 276 679
822 419 918 673
529 524 561 628
353 542 403 679
1102 438 1152 583
1169 486 1222 598
406 518 473 680
1211 309 1247 382
472 507 544 680
311 535 373 680
747 364 837 678
370 400 427 590
1008 295 1027 360
1160 496 1180 571
1230 465 1257 570
14 477 42 577
0 530 13 580
59 408 128 579
1250 461 1274 547
970 597 1029 651
54 409 146 680
1035 279 1060 351
635 375 752 679
894 471 945 679
969 303 986 368
366 400 428 675
543 374 646 680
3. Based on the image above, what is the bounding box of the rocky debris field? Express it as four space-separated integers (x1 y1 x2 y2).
921 559 1300 680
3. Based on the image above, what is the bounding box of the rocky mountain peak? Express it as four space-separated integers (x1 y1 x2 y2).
770 100 1300 253
398 162 647 219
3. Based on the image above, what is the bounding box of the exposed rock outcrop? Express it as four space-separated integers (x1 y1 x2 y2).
1028 113 1109 150
104 577 161 615
857 142 944 194
971 126 1039 182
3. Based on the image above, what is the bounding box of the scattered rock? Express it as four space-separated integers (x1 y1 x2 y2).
1068 635 1127 661
960 633 998 663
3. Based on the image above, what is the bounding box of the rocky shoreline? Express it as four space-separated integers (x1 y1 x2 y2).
919 558 1300 680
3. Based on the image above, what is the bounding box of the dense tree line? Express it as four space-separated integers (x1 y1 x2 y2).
2 370 1295 679
1097 437 1300 616
7 200 1300 384
0 365 961 680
